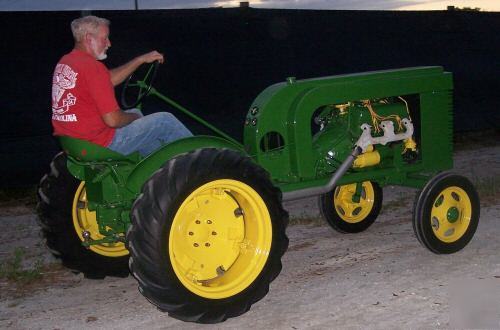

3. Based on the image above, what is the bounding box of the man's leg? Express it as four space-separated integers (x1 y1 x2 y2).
107 112 192 156
125 108 144 117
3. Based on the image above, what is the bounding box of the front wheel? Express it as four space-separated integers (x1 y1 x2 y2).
413 172 480 254
318 181 383 233
127 148 289 323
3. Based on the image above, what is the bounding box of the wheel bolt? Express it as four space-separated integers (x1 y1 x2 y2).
189 232 194 236
234 208 244 217
207 220 212 224
212 231 217 236
205 243 210 247
193 243 199 247
195 220 201 224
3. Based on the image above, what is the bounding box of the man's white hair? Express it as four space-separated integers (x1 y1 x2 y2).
71 15 110 43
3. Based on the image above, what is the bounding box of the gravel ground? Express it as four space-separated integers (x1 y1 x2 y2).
0 143 498 329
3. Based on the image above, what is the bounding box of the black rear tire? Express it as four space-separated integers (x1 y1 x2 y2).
127 148 289 323
36 152 129 278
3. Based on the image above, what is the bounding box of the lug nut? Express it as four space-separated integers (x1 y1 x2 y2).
207 220 212 224
205 243 210 247
189 232 194 236
212 231 217 236
216 266 225 275
195 220 201 224
193 243 199 247
234 208 244 217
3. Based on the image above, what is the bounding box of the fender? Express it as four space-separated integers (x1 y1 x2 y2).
126 135 245 193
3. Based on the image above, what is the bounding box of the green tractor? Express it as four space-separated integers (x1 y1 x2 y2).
37 65 480 323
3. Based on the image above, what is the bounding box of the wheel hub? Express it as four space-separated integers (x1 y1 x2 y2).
169 179 273 299
179 194 244 281
447 207 459 223
430 186 472 243
334 182 374 223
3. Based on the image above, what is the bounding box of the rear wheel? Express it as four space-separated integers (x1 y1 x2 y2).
319 181 382 233
413 172 480 254
36 152 129 278
127 148 288 323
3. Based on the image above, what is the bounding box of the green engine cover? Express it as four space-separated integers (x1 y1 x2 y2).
243 66 453 191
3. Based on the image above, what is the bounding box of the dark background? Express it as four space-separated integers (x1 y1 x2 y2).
1 8 499 187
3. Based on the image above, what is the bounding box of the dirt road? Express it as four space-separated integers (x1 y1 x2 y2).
1 144 498 329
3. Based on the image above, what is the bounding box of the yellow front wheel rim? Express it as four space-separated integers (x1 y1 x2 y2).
72 182 129 257
334 182 375 223
430 186 472 243
169 179 272 299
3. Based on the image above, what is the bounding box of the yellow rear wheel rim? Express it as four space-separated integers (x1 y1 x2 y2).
72 182 129 257
333 182 375 224
430 186 472 243
169 179 272 299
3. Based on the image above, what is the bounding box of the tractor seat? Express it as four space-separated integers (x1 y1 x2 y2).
58 136 141 163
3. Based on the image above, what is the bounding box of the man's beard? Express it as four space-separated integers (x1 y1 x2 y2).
90 39 108 60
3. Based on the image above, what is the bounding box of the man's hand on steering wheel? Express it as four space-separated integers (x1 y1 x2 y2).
120 54 161 110
139 50 164 65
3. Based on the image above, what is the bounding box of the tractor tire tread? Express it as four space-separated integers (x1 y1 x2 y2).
127 148 288 323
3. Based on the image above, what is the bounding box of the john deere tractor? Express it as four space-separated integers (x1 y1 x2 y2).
37 65 479 323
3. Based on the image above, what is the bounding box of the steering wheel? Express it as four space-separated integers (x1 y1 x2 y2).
120 61 159 110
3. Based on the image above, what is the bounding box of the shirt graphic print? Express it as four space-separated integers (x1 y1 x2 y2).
52 63 78 122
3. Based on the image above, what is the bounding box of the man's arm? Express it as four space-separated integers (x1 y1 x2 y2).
109 51 164 87
102 110 140 128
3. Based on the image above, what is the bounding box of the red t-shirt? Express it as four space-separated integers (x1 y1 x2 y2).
51 49 118 146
